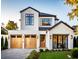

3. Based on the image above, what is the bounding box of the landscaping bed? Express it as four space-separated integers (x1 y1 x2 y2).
26 48 78 59
39 51 77 59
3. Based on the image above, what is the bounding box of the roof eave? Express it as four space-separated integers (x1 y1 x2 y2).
49 21 74 30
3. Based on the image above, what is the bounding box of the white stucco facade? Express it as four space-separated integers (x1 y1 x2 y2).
8 7 74 50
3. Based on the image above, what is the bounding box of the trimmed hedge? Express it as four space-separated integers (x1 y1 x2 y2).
4 37 8 49
1 37 8 50
1 36 4 50
39 49 44 52
45 49 49 52
71 48 78 58
26 50 39 59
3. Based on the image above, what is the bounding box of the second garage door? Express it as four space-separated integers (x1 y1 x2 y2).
24 35 37 48
10 35 22 48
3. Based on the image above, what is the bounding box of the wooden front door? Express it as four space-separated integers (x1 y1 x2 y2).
11 35 22 48
40 34 46 48
24 35 37 48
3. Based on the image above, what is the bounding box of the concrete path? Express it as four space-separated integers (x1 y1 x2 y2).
1 49 33 59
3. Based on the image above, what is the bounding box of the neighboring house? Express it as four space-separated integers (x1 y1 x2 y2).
8 7 74 50
1 27 8 35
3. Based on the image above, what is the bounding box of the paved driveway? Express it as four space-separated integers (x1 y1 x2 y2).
1 49 34 59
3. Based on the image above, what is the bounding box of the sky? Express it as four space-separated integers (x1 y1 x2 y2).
1 0 77 28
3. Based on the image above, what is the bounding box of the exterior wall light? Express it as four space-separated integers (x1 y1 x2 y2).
71 35 73 39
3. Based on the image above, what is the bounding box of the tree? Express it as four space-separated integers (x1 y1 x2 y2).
4 37 8 49
6 20 18 30
65 0 78 20
1 36 4 50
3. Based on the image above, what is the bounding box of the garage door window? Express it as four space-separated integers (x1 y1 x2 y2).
25 35 30 38
31 35 36 38
11 35 16 38
17 35 22 38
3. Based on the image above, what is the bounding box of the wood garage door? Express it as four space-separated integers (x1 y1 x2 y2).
24 35 37 48
10 35 22 48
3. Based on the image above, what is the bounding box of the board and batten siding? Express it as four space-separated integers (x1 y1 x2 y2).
20 8 39 31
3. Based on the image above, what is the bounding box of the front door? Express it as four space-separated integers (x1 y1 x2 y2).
53 35 68 49
40 34 46 48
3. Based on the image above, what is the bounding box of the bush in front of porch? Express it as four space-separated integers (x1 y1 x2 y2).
26 50 39 59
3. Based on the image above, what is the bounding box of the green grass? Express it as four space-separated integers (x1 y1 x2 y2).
39 51 77 59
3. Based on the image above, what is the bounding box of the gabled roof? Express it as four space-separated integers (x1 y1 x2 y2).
20 7 40 13
49 21 74 30
20 7 56 17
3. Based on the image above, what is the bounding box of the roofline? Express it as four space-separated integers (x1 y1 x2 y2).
20 7 56 17
39 15 56 17
49 21 74 30
20 6 40 13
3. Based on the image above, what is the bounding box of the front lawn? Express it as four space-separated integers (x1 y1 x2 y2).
39 51 77 59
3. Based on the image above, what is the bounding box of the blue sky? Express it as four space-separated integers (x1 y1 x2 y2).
1 0 77 27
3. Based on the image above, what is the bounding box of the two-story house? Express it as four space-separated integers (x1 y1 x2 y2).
8 7 74 50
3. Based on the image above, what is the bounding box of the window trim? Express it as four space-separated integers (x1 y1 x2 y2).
41 18 52 26
25 14 34 25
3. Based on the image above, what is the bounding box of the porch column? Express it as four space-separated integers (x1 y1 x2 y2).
22 34 24 49
37 34 40 51
68 34 73 49
46 30 52 50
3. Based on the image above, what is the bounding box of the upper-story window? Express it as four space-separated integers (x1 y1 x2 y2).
25 14 34 25
41 18 52 26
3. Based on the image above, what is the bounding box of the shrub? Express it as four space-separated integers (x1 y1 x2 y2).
1 36 4 50
4 37 8 49
39 49 43 52
71 48 78 58
73 36 78 48
26 50 39 59
45 49 49 52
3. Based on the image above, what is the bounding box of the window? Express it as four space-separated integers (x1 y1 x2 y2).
41 18 51 26
25 14 34 25
17 35 22 38
11 35 16 38
31 35 36 38
53 35 68 49
25 35 30 38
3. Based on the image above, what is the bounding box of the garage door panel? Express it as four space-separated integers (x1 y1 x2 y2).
31 37 36 48
11 35 22 48
25 38 30 48
25 35 37 48
16 38 22 48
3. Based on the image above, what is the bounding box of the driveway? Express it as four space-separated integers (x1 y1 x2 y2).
1 49 34 59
